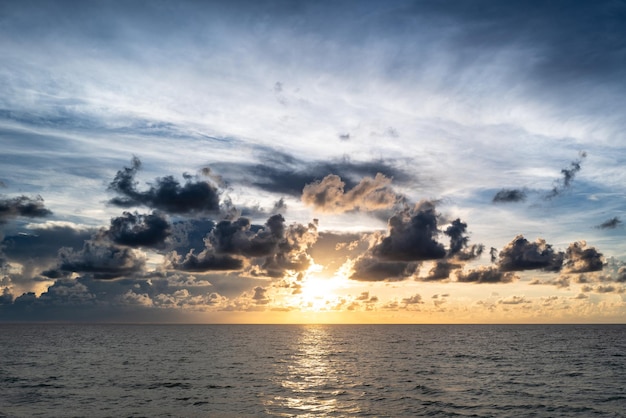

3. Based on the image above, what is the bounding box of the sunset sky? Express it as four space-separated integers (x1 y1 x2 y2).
1 0 625 323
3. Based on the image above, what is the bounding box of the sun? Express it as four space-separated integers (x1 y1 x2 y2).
294 263 348 312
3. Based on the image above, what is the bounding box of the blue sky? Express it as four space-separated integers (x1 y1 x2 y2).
1 0 625 323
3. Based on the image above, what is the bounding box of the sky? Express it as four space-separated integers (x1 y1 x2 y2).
1 0 625 323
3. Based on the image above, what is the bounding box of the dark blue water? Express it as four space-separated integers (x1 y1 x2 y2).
1 324 624 417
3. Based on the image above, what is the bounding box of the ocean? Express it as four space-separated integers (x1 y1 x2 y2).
0 324 624 417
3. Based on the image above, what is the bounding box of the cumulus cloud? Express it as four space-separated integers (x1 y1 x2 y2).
105 211 170 248
498 235 564 272
302 173 403 213
2 224 93 264
48 240 146 280
423 261 461 281
350 256 419 281
168 250 243 272
259 218 318 278
492 189 527 203
498 295 530 305
209 215 284 258
530 276 571 289
373 201 446 262
456 266 516 284
168 215 318 278
402 294 423 305
108 157 221 214
348 201 484 281
563 241 603 273
252 286 270 305
581 284 625 294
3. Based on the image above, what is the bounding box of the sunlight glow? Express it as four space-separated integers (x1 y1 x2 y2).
293 263 350 312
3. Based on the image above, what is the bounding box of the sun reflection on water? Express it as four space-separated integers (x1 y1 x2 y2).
264 325 360 417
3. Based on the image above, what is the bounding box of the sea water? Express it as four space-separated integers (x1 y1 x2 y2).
1 324 624 417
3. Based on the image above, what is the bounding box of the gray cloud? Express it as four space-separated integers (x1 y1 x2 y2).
210 150 412 197
581 284 625 294
373 202 446 262
423 261 461 281
456 266 516 284
498 235 564 273
349 201 484 281
444 218 484 260
563 241 603 273
1 224 94 288
252 286 270 305
402 294 423 305
49 240 146 280
492 189 526 204
2 225 93 264
108 157 221 214
545 153 586 199
168 215 318 278
210 216 283 258
105 211 170 248
0 195 52 223
596 217 622 230
350 255 418 282
170 250 243 272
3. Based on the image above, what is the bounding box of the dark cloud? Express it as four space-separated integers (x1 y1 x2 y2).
210 150 412 197
444 218 484 260
498 235 564 272
0 274 223 322
252 286 270 305
350 256 418 282
258 218 318 278
563 241 603 273
545 153 586 199
210 216 282 258
168 250 243 272
213 214 317 277
0 287 13 305
423 261 461 281
456 266 516 284
169 215 317 278
0 195 52 223
373 202 446 262
108 157 220 214
1 225 94 286
492 189 526 203
302 173 404 213
2 225 93 263
489 247 498 263
348 202 483 281
52 240 146 280
596 217 622 230
105 211 170 248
